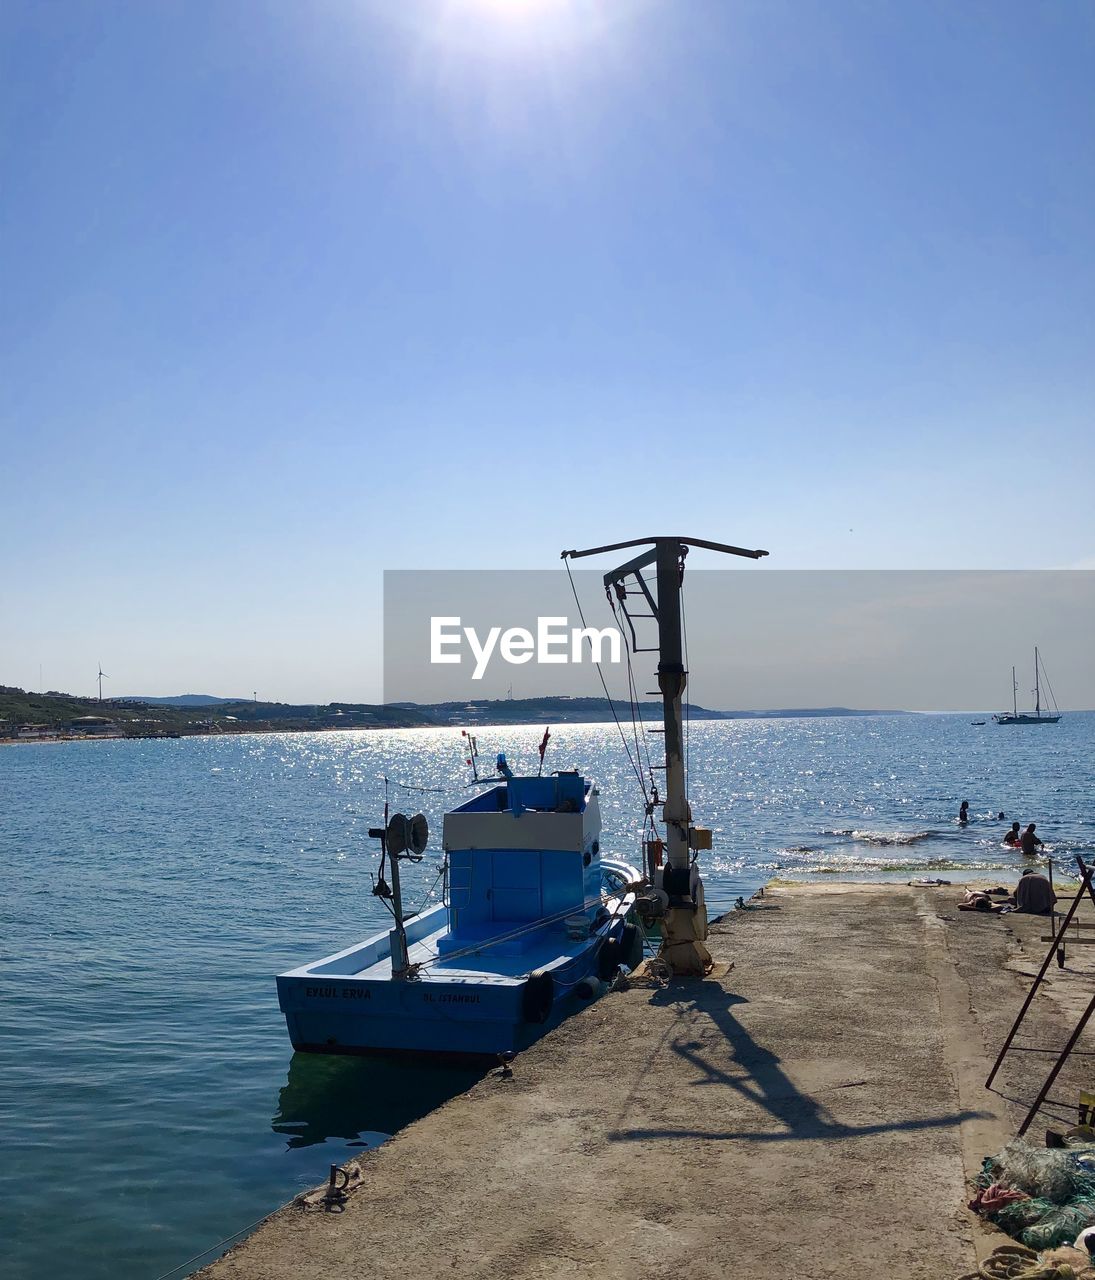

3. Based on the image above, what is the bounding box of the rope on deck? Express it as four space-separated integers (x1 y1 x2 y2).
957 1242 1095 1279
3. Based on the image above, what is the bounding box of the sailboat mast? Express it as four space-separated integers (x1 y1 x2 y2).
1035 647 1041 716
1012 666 1017 719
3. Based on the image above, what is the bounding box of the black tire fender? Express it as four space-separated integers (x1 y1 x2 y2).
621 921 642 969
597 936 622 981
522 970 554 1024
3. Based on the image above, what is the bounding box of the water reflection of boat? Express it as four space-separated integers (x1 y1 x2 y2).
272 1052 482 1151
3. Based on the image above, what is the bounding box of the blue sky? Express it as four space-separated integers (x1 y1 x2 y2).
2 1 1093 702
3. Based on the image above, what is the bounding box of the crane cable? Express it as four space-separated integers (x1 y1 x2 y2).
563 556 649 804
681 567 691 810
565 556 667 879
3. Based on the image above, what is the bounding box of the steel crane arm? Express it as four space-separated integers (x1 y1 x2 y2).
562 536 768 563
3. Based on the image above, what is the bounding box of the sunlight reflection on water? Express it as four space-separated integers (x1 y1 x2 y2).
2 713 1092 1279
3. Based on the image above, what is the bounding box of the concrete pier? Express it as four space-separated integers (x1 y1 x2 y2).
196 883 1095 1280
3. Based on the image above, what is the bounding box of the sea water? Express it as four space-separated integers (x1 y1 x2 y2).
2 714 1093 1280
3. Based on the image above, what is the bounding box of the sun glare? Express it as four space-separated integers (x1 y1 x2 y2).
420 0 610 63
475 0 564 13
374 0 637 124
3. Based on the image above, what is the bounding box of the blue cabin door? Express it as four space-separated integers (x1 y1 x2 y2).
491 851 542 922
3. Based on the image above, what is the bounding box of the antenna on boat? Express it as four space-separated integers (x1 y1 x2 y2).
461 729 480 781
562 536 768 976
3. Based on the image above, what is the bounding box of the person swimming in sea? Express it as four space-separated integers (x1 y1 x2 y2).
1020 823 1044 856
959 800 970 825
1004 822 1022 847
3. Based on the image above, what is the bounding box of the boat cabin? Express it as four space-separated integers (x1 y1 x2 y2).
440 773 602 956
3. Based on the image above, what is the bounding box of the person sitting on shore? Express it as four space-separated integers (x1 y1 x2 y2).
1014 868 1056 915
1020 823 1044 856
959 800 970 824
1004 822 1022 847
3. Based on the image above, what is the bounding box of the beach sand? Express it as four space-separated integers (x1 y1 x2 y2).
194 880 1095 1280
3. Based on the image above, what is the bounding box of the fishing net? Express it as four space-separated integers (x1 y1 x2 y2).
1020 1198 1095 1251
989 1139 1095 1202
975 1138 1095 1258
993 1198 1059 1235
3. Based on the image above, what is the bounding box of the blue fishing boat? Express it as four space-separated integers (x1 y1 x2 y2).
279 534 769 1058
277 763 640 1058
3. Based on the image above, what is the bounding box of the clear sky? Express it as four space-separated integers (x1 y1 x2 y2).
2 1 1093 702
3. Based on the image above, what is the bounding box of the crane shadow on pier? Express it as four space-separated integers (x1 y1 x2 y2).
606 981 988 1145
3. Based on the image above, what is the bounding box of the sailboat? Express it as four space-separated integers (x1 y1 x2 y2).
993 648 1061 725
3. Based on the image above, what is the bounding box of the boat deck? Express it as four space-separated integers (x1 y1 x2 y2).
282 897 630 989
360 926 596 985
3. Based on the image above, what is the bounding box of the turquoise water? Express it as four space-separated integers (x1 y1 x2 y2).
2 714 1093 1279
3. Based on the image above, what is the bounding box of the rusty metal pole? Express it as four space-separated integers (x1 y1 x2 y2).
1018 990 1095 1137
986 862 1093 1089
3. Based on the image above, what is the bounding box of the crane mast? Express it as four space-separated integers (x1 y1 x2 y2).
562 535 768 975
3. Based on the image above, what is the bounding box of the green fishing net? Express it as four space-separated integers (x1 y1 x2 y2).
993 1198 1057 1234
979 1139 1095 1251
1020 1198 1095 1251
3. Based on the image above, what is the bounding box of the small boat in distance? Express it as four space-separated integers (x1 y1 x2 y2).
970 720 986 726
993 648 1061 725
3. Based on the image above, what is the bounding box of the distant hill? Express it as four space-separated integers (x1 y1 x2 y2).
400 696 913 725
122 694 241 706
1 684 914 740
0 687 433 733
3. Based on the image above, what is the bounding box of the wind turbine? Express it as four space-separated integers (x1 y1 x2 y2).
97 664 109 703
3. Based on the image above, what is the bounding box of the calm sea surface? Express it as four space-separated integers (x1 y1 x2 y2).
3 714 1094 1279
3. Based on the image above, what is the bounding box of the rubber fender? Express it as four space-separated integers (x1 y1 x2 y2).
597 936 622 981
522 970 554 1024
620 922 642 969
